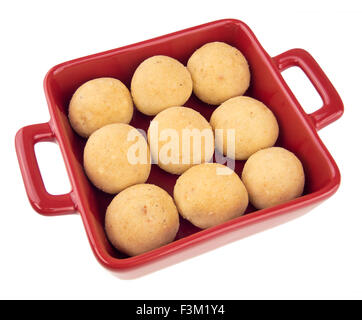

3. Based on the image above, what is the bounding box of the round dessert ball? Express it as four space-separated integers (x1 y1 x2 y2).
68 77 133 138
147 106 214 175
210 96 279 160
84 123 151 194
105 184 179 256
187 42 250 105
174 163 249 229
242 147 305 209
131 55 193 116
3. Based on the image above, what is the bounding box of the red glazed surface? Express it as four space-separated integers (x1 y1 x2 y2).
15 19 343 278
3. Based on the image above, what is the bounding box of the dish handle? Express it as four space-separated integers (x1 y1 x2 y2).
15 122 76 216
273 48 344 130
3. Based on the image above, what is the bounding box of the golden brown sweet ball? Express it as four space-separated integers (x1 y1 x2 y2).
210 96 279 160
105 184 180 256
187 42 250 105
131 55 193 116
68 77 133 138
242 147 305 209
147 106 214 175
174 163 249 229
84 123 151 194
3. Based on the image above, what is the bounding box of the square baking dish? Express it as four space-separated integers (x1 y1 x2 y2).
15 19 343 278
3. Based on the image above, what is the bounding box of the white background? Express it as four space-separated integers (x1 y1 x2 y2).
1 0 361 299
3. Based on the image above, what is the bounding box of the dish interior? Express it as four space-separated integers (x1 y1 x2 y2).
45 20 336 259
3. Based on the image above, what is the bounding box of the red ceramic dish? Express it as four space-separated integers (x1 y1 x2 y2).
15 19 343 279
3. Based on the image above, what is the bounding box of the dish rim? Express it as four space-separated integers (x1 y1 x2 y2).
42 18 341 271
